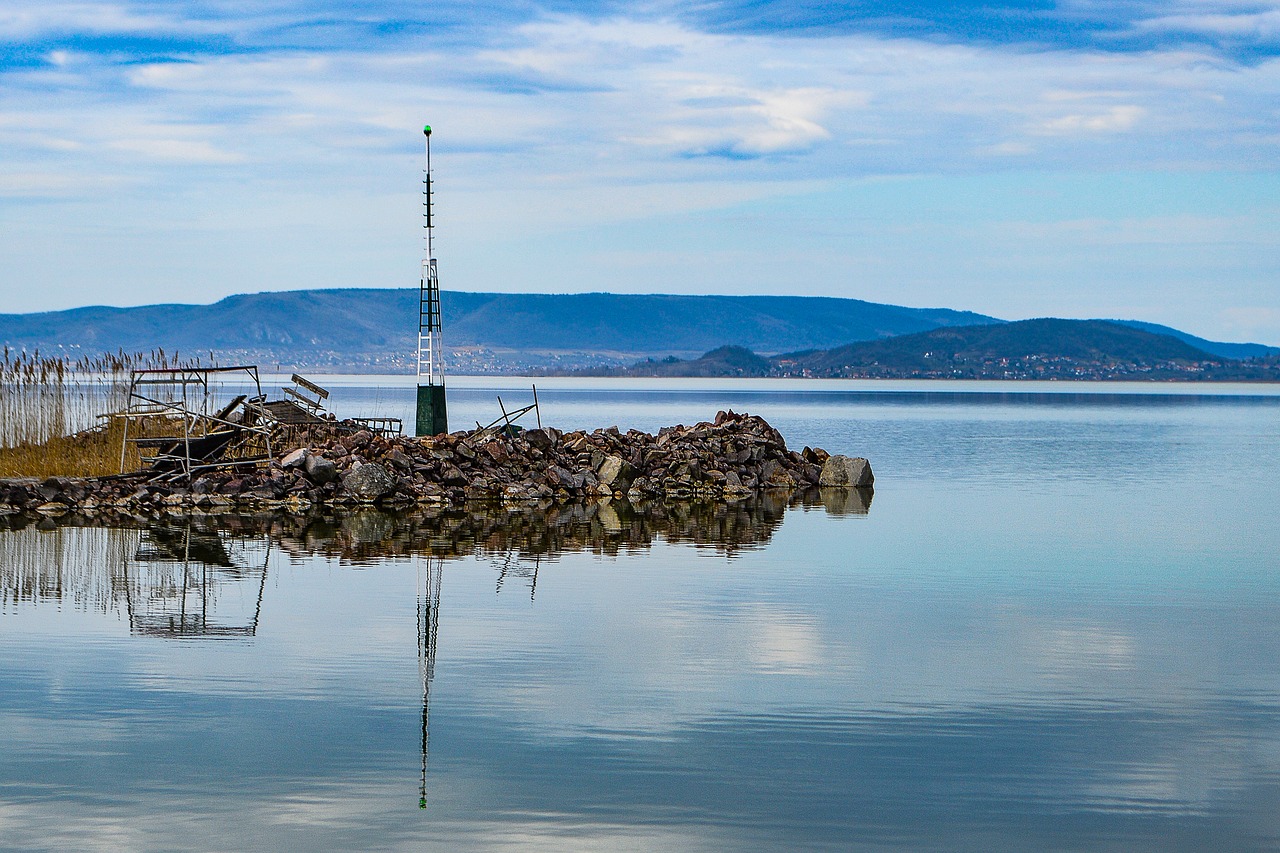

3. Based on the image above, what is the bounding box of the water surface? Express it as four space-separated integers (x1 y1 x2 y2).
2 379 1278 851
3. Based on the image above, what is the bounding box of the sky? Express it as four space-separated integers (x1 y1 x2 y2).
1 1 1278 344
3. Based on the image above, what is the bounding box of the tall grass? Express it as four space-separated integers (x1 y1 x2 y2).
0 348 207 478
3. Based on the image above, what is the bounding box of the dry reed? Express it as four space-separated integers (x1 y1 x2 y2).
0 348 210 478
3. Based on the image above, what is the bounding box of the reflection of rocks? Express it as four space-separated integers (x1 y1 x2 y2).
818 486 874 516
0 488 874 618
271 494 798 563
0 491 867 563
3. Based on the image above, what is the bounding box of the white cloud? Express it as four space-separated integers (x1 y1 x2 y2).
1137 9 1280 38
0 2 195 38
1036 105 1146 134
109 137 244 163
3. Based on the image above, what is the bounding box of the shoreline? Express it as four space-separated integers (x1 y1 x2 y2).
0 410 872 516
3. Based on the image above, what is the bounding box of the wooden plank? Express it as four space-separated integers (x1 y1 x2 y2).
283 387 320 409
290 374 330 400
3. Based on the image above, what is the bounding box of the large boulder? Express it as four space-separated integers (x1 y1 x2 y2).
595 454 635 489
342 462 397 502
524 428 554 450
818 455 873 487
304 454 338 485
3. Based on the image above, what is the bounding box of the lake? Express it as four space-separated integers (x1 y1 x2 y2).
2 378 1279 851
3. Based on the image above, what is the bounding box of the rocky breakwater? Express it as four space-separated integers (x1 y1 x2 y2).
0 410 872 514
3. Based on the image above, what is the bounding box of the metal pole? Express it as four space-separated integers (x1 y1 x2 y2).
416 124 448 437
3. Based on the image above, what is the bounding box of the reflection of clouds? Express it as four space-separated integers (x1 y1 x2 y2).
1035 624 1136 677
0 803 147 852
0 778 736 852
1081 724 1277 817
745 608 825 675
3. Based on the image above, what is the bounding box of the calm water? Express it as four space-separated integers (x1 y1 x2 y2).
3 378 1279 852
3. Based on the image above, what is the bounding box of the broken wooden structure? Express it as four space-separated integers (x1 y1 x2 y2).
119 365 274 482
118 368 402 482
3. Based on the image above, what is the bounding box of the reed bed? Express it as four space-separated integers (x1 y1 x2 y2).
0 348 208 478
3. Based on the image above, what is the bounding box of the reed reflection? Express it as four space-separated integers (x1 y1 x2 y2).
0 517 270 639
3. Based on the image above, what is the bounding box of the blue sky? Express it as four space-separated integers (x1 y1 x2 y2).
2 1 1278 343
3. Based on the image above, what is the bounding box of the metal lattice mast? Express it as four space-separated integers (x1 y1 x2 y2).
415 124 448 436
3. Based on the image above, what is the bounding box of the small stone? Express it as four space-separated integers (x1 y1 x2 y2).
387 449 413 471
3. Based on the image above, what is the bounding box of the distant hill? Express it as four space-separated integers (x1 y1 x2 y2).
1110 320 1280 360
3 289 1275 377
600 346 773 378
786 318 1214 374
0 289 1000 368
610 319 1280 381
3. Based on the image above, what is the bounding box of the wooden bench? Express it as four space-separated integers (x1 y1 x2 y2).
282 374 329 416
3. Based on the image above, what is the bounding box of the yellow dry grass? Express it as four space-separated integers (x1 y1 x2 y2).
0 423 140 479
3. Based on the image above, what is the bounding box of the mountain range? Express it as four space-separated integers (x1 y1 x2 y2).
0 289 999 369
1 289 1275 376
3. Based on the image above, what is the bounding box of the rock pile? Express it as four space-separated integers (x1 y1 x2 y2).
0 410 872 514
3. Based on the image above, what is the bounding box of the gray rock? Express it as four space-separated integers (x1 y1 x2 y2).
819 455 873 487
595 454 634 488
342 462 397 502
304 454 339 485
524 429 554 450
281 448 309 469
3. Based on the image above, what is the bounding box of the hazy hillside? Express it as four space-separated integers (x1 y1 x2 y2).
789 318 1212 370
1111 320 1279 360
583 319 1280 381
443 293 1000 353
0 289 1000 365
599 346 773 378
4 290 1275 377
771 318 1272 380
